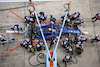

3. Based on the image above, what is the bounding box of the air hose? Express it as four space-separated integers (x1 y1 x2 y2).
63 3 69 10
28 53 45 67
71 55 77 64
28 53 61 67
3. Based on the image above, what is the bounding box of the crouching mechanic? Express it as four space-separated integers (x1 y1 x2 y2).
73 19 84 26
75 35 87 44
62 54 72 63
38 12 47 22
81 36 87 42
61 37 72 48
61 13 72 27
29 10 36 18
50 15 56 24
28 44 35 53
20 39 31 49
62 41 68 48
66 46 73 55
11 25 22 30
36 40 45 51
61 13 72 21
92 13 100 22
61 13 71 23
90 34 100 43
72 12 80 20
24 16 35 24
75 41 83 54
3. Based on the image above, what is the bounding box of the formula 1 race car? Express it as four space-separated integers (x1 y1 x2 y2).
32 24 81 39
